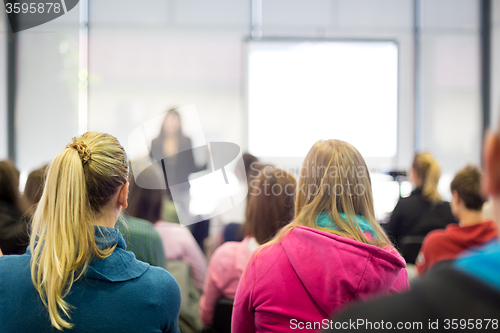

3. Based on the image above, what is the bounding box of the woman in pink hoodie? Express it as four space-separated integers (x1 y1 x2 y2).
232 140 410 333
199 167 296 326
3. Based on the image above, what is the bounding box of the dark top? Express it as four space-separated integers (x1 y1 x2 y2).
0 199 29 255
0 226 181 333
151 136 201 188
383 188 456 261
330 241 500 332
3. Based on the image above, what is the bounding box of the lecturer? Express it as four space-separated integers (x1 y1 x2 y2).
150 109 203 222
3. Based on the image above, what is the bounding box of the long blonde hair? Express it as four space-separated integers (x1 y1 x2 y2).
30 132 129 330
265 140 391 249
412 152 442 203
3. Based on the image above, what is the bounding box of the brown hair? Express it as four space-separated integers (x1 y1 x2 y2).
265 140 391 249
30 132 129 330
126 166 164 224
245 166 296 244
23 165 49 210
0 160 29 213
450 165 485 211
412 152 442 203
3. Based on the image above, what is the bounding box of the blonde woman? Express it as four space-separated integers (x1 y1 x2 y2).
0 132 181 333
384 152 456 263
231 140 409 333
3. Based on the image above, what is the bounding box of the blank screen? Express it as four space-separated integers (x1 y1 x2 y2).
247 41 398 159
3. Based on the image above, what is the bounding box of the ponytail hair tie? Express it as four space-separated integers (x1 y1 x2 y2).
67 141 91 164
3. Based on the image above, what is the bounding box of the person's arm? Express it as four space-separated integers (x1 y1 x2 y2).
231 258 256 333
0 248 3 257
199 252 224 326
180 228 208 290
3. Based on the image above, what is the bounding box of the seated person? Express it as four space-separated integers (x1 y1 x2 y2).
23 164 48 211
0 132 180 332
0 160 29 255
116 215 168 269
127 166 207 291
383 152 457 263
200 166 296 327
416 165 498 275
231 140 409 333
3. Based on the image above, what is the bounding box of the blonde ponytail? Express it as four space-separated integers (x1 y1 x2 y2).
412 152 442 203
30 132 128 330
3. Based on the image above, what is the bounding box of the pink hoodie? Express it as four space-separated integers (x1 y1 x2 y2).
231 226 409 333
199 237 253 325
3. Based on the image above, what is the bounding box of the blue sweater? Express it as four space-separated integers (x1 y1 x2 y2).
0 226 181 333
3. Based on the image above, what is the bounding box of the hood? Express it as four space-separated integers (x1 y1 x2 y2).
281 226 406 315
447 221 498 249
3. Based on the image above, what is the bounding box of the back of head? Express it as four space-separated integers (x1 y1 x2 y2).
277 139 391 248
126 166 164 223
245 166 296 244
24 165 49 209
30 132 128 330
412 152 442 203
450 165 485 211
0 160 21 208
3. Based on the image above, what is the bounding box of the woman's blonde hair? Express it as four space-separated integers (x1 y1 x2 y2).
265 140 391 249
29 132 129 330
412 152 442 203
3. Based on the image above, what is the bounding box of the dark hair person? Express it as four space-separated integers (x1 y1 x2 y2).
0 160 29 255
0 132 181 333
383 152 457 264
127 166 207 291
200 166 296 326
23 164 49 211
231 140 409 333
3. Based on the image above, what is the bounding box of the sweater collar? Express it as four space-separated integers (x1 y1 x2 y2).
84 226 149 282
28 226 150 282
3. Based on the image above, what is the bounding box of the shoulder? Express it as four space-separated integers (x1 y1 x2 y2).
143 266 181 300
423 228 450 248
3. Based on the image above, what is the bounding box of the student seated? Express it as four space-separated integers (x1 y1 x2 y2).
23 164 49 211
200 166 296 327
0 132 181 333
329 124 500 330
231 140 409 333
416 165 498 275
383 152 457 263
126 166 207 291
0 160 29 255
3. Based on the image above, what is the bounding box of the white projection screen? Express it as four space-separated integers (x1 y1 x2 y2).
247 40 398 161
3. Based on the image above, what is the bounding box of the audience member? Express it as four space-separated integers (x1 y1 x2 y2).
231 140 409 333
127 166 207 291
0 132 180 332
330 125 500 331
383 152 457 263
416 165 498 275
200 166 296 327
0 160 29 255
23 164 49 211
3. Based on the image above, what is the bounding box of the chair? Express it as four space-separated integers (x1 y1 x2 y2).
202 298 234 333
399 235 426 265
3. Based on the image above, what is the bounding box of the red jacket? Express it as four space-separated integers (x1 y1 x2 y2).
416 220 498 275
